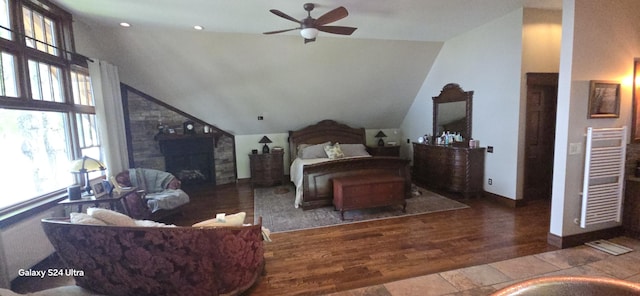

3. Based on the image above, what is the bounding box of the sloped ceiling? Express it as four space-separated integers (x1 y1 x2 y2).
51 0 561 135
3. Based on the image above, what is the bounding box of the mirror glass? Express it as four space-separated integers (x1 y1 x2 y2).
435 101 467 137
432 83 473 142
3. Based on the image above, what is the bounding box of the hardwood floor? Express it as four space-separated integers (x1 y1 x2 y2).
169 182 557 296
13 182 557 295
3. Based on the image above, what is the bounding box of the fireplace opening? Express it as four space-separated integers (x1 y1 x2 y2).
158 134 215 185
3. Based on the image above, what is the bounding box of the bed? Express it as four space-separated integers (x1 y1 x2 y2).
289 120 411 209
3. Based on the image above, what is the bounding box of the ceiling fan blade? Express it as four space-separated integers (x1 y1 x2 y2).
315 6 348 26
263 28 299 35
269 9 301 24
318 26 357 35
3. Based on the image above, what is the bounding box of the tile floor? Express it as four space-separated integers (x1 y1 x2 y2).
328 236 640 296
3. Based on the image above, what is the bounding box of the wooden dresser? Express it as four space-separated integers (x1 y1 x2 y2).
412 143 485 197
249 151 284 187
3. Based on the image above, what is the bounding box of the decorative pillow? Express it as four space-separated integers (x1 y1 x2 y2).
340 143 371 157
70 212 107 226
300 142 331 159
87 207 136 227
192 212 246 227
324 143 345 159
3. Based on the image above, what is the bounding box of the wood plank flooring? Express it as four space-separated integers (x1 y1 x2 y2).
166 183 557 296
12 182 556 295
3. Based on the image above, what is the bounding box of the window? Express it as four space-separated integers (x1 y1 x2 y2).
0 0 101 212
0 109 72 209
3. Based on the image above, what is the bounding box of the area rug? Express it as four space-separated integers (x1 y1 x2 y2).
254 185 469 233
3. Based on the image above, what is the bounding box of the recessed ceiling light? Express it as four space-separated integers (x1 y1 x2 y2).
119 22 131 28
194 25 204 30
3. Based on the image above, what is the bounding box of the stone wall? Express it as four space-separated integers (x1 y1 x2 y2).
122 85 236 185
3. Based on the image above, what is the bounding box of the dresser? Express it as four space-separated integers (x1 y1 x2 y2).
249 151 284 187
412 143 485 197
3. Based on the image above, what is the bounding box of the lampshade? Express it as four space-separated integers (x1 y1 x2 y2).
375 131 387 138
258 136 272 144
300 28 319 39
70 156 106 173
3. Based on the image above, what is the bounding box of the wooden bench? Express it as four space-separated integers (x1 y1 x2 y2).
332 174 406 220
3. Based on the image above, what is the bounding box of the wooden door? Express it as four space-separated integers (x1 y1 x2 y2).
524 73 558 200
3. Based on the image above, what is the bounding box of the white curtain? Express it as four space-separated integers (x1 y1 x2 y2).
89 59 130 177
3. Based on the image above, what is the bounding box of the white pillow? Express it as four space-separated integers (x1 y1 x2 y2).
300 142 331 159
340 143 370 157
70 212 107 226
87 207 136 227
193 212 246 227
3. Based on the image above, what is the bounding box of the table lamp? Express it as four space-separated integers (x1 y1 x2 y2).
70 156 106 195
259 136 272 153
375 131 387 146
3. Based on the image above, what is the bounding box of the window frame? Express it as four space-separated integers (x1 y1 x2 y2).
0 0 98 220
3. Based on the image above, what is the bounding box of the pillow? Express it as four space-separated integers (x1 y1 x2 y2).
70 212 107 226
296 144 310 158
340 143 370 157
193 212 246 227
324 143 345 159
87 207 136 227
300 142 331 159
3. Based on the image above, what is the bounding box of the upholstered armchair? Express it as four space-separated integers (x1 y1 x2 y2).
115 168 189 220
41 218 265 296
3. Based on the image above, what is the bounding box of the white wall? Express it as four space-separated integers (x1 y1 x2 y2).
550 0 640 237
401 9 524 199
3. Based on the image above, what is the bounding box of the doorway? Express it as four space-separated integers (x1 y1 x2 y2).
524 73 558 200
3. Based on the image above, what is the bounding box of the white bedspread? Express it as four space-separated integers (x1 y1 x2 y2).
290 156 371 208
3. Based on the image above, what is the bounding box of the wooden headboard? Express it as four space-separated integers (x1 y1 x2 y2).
288 120 366 164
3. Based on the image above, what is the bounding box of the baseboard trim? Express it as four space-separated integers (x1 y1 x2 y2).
547 226 624 249
483 191 526 208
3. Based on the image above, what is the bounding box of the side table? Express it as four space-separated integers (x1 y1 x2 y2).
249 151 284 187
58 187 138 216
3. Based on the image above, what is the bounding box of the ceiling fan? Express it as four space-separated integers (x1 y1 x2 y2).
263 3 357 44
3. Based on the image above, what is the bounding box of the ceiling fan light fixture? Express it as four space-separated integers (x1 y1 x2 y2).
300 28 319 39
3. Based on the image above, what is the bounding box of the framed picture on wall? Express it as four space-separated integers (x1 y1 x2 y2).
588 80 620 118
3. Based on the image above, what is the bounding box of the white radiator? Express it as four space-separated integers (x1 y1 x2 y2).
0 207 58 288
580 126 627 228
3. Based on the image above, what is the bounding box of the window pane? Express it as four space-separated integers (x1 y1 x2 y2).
71 70 94 106
28 60 64 102
0 0 11 40
22 6 58 56
0 109 73 210
0 51 18 97
76 113 100 149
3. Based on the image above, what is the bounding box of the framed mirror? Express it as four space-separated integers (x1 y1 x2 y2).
433 83 473 142
632 58 640 143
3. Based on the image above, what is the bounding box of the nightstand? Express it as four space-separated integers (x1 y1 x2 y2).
249 151 284 186
367 145 400 157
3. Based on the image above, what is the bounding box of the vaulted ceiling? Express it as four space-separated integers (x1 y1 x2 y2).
51 0 561 135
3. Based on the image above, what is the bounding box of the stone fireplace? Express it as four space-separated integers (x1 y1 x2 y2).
121 84 236 185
